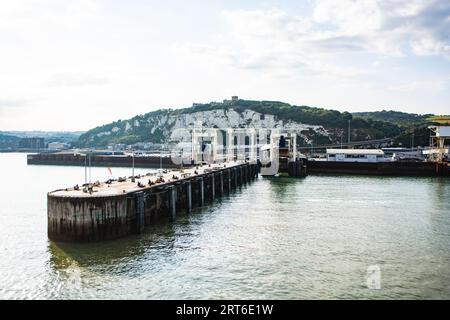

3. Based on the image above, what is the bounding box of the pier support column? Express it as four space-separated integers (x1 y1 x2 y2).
237 166 240 185
168 186 176 222
234 167 238 188
185 180 192 213
227 129 234 162
211 174 215 201
135 191 145 233
199 177 204 206
220 172 224 196
228 169 231 192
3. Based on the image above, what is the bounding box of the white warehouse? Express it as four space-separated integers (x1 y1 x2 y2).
326 149 389 163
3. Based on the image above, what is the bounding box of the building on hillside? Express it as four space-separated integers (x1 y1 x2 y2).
18 137 45 150
223 96 239 103
47 142 70 151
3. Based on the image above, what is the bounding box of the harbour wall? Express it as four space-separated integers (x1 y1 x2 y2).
28 153 177 168
307 160 450 177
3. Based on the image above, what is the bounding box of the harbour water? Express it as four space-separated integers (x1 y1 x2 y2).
0 153 449 299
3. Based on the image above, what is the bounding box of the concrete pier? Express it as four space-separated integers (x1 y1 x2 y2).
47 162 259 242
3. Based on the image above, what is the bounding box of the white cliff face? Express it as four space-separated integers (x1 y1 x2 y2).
93 108 329 143
169 109 324 131
97 131 111 137
164 109 328 144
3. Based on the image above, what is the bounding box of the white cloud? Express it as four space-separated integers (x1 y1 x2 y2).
173 8 367 79
388 79 449 93
46 72 111 87
312 0 450 57
0 0 98 31
313 0 382 35
176 0 450 77
0 98 28 108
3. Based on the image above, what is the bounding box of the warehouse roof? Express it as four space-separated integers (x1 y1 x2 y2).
326 149 385 155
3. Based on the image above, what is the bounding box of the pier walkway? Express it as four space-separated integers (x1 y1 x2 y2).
51 161 244 198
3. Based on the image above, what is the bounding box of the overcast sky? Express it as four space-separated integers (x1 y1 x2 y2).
0 0 449 131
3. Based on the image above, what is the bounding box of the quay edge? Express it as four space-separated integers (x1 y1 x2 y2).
306 160 450 177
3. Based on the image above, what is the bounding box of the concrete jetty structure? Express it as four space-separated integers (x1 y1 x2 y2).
48 161 259 242
46 127 308 242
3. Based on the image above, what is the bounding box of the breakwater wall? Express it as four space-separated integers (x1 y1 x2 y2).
28 153 177 168
48 162 259 242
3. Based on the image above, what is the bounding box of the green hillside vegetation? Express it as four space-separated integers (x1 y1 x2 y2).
0 133 21 149
76 99 435 148
77 109 171 146
427 116 450 125
353 110 432 127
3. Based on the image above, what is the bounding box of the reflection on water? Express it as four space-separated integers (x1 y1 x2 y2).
1 153 450 299
266 175 306 203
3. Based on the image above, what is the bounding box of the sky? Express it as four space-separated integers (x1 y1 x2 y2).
0 0 449 131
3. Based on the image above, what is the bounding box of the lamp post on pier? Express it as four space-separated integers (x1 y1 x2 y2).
131 150 135 182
